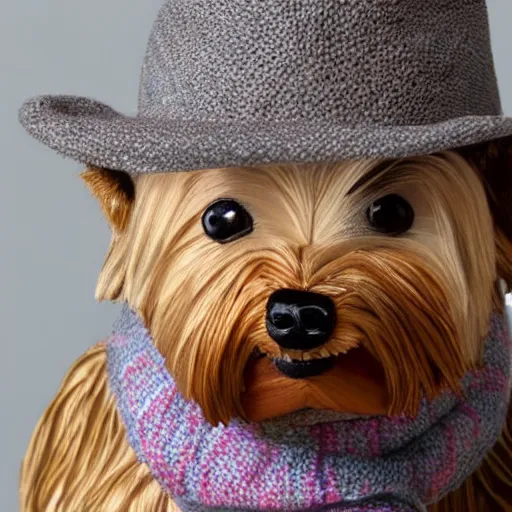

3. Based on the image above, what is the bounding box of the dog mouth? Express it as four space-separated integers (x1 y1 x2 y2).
242 346 389 422
251 346 347 379
271 355 336 378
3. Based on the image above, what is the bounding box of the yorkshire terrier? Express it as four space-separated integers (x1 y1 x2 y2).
20 139 512 511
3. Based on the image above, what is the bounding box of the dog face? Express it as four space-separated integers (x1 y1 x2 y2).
88 151 503 425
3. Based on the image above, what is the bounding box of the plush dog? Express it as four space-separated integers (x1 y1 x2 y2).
18 1 512 511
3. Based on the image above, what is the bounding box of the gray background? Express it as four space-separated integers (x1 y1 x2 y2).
0 0 511 510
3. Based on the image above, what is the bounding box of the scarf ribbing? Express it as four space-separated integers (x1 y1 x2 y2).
107 304 511 511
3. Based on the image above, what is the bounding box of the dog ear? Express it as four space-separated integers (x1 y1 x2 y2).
81 167 135 232
455 137 512 292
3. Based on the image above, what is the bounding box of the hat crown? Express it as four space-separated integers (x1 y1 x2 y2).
138 0 502 127
20 0 512 175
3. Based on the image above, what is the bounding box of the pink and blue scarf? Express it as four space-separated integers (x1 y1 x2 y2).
107 304 511 511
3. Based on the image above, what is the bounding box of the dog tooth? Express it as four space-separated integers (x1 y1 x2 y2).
283 353 292 362
319 348 331 359
302 352 312 361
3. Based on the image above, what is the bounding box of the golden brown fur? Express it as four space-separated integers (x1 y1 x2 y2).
19 343 174 512
81 167 135 233
20 151 512 510
242 247 465 421
96 153 497 425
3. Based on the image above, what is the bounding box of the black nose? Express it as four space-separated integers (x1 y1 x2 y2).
266 289 336 350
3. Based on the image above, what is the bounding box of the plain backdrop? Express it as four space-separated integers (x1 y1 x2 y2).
1 1 511 509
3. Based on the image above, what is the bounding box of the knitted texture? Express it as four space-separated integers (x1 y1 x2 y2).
19 0 512 173
333 499 417 512
106 305 511 512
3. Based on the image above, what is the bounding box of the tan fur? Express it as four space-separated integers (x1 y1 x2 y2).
20 153 512 510
19 343 174 512
97 154 496 424
242 247 465 421
81 167 135 233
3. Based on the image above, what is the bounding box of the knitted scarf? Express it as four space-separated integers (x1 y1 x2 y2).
107 304 511 512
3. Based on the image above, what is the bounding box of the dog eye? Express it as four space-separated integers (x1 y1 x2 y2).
366 194 414 235
202 199 254 243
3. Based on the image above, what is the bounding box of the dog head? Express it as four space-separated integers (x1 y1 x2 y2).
84 145 512 426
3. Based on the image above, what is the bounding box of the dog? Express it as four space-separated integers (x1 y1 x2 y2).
18 138 512 511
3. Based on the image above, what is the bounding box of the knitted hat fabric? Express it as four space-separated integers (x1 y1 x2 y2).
18 0 512 174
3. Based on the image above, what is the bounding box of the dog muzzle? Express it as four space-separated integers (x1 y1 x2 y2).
107 304 511 512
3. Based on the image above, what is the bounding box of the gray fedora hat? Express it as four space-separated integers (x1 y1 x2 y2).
19 0 512 174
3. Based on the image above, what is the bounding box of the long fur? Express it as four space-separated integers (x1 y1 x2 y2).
96 153 496 424
19 343 175 511
20 152 512 510
81 167 135 233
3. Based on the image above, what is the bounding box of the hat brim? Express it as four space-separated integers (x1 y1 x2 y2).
19 95 512 173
